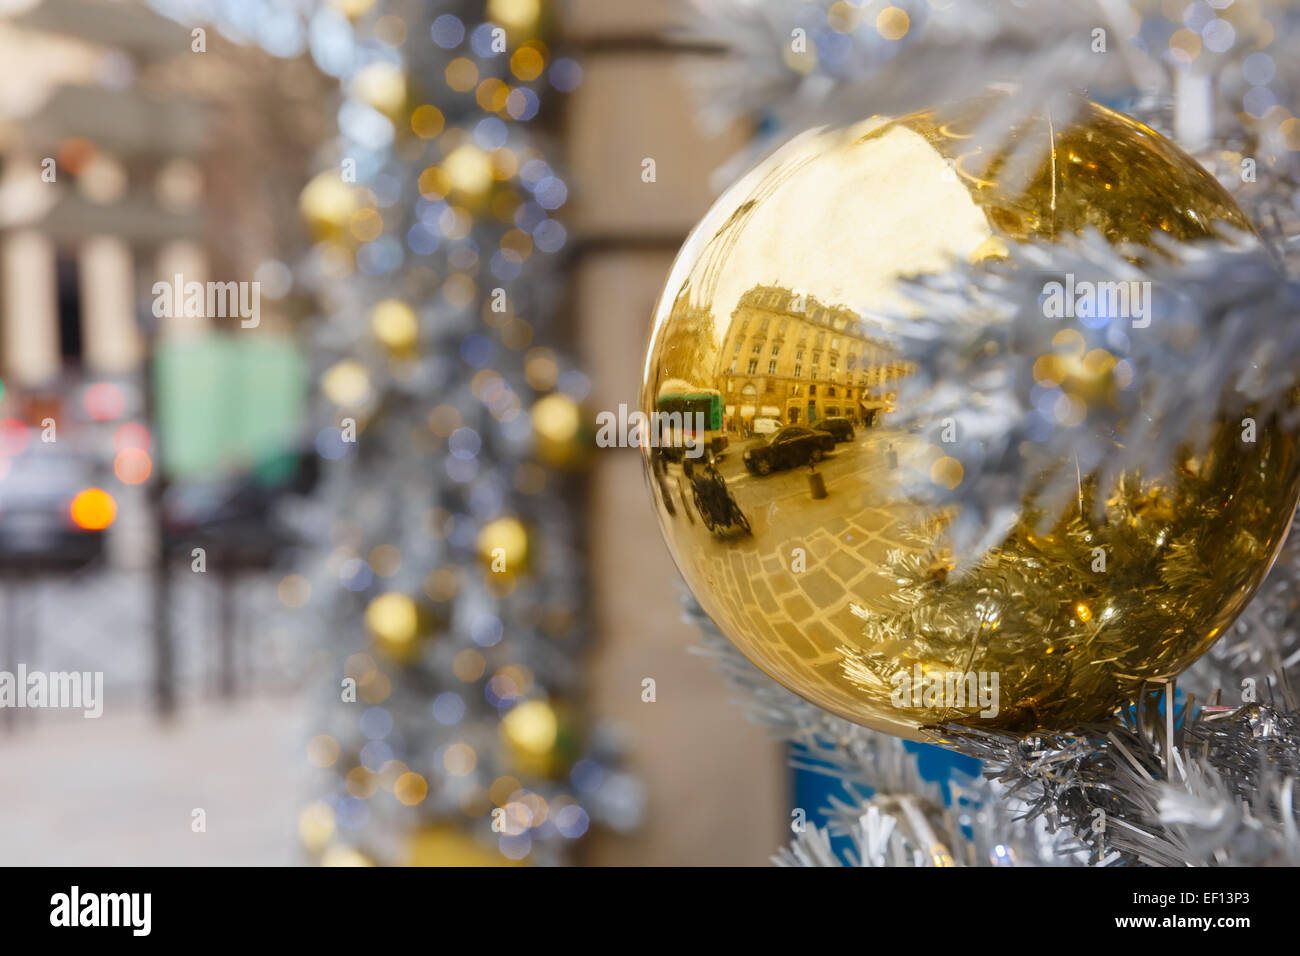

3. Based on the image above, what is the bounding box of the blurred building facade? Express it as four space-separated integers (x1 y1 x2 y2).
0 0 326 708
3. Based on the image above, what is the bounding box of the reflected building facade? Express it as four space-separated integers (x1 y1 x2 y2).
714 285 910 434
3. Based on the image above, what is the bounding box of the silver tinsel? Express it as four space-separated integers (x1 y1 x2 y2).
695 591 1300 866
880 232 1300 562
687 599 1082 867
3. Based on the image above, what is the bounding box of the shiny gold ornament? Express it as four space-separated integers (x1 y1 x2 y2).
640 94 1300 740
370 299 419 354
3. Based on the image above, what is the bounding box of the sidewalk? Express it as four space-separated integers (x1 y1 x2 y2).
0 694 305 866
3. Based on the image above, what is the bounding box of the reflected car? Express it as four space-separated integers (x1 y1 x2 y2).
742 426 835 476
814 417 855 442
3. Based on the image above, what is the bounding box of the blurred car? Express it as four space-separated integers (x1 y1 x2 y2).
0 443 108 568
742 426 835 476
752 417 781 436
814 417 855 442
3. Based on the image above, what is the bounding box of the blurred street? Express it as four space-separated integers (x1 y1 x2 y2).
0 694 303 865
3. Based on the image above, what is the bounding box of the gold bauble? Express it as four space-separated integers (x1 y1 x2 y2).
352 62 408 122
640 94 1300 740
405 826 522 867
488 0 542 34
321 359 372 407
531 392 589 468
477 517 529 574
442 143 495 205
370 299 419 354
500 699 577 778
299 171 359 242
364 592 423 662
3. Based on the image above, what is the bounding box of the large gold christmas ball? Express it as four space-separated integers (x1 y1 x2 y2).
640 95 1300 740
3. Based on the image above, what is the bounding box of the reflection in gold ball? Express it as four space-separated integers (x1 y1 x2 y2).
370 299 419 354
640 94 1300 741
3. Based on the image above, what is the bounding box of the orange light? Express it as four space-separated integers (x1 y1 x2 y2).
114 448 152 485
70 488 117 530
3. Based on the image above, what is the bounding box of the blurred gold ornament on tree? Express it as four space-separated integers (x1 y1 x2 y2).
500 699 577 778
299 171 359 242
640 94 1300 740
320 845 374 867
477 516 529 574
321 359 372 407
364 592 424 662
370 299 419 354
327 0 378 19
488 0 542 34
405 826 520 867
530 392 588 468
442 142 495 205
352 62 408 122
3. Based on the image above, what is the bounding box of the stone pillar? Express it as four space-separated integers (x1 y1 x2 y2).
2 230 61 387
80 235 144 373
154 239 210 337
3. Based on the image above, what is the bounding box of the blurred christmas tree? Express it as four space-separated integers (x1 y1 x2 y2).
286 0 639 866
